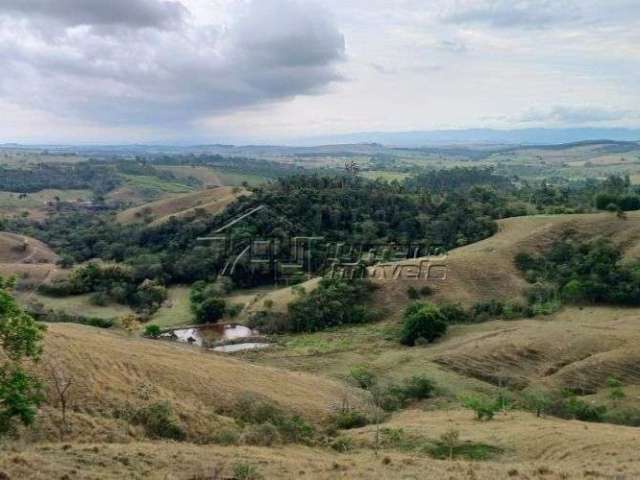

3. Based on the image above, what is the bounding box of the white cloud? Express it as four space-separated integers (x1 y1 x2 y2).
517 106 639 124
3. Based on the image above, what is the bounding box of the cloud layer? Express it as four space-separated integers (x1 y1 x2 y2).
0 0 345 127
0 0 187 28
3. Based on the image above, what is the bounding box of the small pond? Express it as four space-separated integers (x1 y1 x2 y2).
159 324 270 353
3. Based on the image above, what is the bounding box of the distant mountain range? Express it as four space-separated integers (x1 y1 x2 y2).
288 128 640 147
3 128 640 154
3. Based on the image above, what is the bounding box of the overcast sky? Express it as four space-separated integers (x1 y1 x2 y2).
0 0 638 144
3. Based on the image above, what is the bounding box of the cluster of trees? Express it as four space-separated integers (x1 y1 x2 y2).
189 280 232 324
9 170 517 288
149 153 301 180
403 166 513 193
593 174 640 212
515 238 640 305
0 163 120 194
40 263 168 314
248 278 377 334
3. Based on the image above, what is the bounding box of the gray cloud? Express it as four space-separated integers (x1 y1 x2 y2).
518 106 638 124
0 0 187 29
444 0 580 28
0 0 345 126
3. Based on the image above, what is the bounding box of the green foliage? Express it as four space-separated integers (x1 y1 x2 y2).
232 393 315 444
29 308 114 329
189 281 226 324
40 263 167 314
349 365 378 390
390 375 436 402
563 397 607 422
0 278 46 435
330 435 353 453
607 377 625 401
232 462 263 480
521 389 553 417
131 401 186 440
379 426 502 461
439 303 469 323
517 238 640 306
333 410 369 430
426 440 503 461
144 324 162 338
462 395 503 421
400 302 447 346
0 366 45 434
406 286 419 300
595 192 640 211
286 278 376 333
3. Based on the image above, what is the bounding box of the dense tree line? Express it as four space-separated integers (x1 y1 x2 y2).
403 166 513 193
0 163 121 194
147 153 303 180
516 238 640 305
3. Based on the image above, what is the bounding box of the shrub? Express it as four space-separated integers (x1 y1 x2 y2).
246 311 289 334
564 398 607 422
232 462 263 480
439 303 468 324
521 389 553 417
391 375 435 402
212 428 240 445
400 303 447 346
406 286 419 300
462 395 501 421
333 410 369 430
232 393 314 444
330 435 353 453
144 325 161 338
607 377 625 401
131 401 186 440
419 285 433 296
227 303 244 318
349 366 377 390
89 291 109 306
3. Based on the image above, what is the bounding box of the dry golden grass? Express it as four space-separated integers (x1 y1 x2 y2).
28 323 362 443
3 411 640 479
429 306 640 391
116 186 250 225
0 232 58 264
351 409 640 475
0 232 63 288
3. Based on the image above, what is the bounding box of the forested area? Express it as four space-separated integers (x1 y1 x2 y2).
516 237 640 306
0 163 121 194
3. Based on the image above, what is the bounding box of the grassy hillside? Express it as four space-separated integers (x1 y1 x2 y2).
0 232 63 288
116 186 250 225
369 211 640 313
26 323 363 442
0 231 59 264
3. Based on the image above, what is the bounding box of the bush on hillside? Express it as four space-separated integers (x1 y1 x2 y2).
400 303 448 346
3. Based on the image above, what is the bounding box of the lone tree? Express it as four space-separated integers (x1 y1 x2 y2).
0 276 46 434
